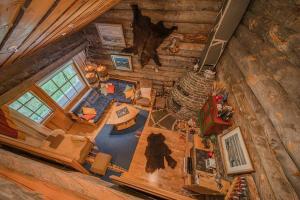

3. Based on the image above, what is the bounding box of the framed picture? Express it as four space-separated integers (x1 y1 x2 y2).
111 55 132 71
218 127 254 175
95 23 126 47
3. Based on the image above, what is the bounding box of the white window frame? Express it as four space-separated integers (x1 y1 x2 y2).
37 61 86 108
9 91 53 124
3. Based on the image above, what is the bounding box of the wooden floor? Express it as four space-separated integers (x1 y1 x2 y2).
67 103 192 198
122 125 191 197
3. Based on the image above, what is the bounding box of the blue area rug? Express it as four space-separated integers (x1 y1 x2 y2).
95 109 149 170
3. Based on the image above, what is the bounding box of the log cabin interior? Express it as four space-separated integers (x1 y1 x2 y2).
0 0 299 199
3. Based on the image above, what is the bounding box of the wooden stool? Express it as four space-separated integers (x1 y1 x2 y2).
90 152 112 176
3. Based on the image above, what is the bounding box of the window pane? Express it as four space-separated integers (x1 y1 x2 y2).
52 72 67 87
41 80 58 96
70 76 83 91
30 114 43 123
61 82 76 99
9 92 52 124
9 101 22 110
18 92 33 104
18 106 33 117
63 65 76 79
52 90 68 107
26 97 42 112
39 62 85 108
36 105 51 118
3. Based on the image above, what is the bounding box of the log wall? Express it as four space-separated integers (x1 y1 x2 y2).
216 0 300 199
83 0 222 92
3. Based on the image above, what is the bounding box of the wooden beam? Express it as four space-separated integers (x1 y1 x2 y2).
4 0 77 65
22 0 87 56
49 0 120 45
111 175 194 200
100 9 218 24
0 0 25 45
0 0 56 66
114 0 222 11
0 149 135 200
0 166 87 200
35 0 101 50
0 134 89 174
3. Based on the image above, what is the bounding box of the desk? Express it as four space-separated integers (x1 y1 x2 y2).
183 133 230 195
107 103 139 130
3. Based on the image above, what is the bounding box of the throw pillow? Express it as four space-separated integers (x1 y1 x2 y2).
82 107 97 115
124 88 134 99
140 87 151 100
81 114 96 121
124 85 132 92
107 84 115 94
100 86 108 96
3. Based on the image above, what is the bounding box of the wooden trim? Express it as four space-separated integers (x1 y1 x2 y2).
0 166 87 200
110 175 194 200
0 134 88 174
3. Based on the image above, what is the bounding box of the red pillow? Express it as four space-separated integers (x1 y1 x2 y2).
81 114 96 121
107 84 115 94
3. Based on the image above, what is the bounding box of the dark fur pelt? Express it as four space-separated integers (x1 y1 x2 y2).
145 133 177 173
122 5 177 68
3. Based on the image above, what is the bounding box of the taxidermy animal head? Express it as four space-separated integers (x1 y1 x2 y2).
122 5 177 68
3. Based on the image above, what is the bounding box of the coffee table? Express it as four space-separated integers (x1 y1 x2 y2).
107 103 139 130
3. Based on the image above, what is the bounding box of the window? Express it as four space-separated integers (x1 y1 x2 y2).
38 62 85 108
9 91 53 123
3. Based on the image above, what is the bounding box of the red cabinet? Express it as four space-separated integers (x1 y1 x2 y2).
198 96 232 136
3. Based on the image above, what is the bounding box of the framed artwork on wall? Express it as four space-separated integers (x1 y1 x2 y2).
95 23 126 47
218 127 254 175
111 55 132 71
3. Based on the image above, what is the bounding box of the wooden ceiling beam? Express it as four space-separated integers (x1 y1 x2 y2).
26 0 100 55
0 0 56 66
0 0 26 45
20 0 88 57
50 0 121 44
4 0 77 65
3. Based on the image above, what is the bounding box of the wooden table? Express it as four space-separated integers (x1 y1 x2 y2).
106 103 139 130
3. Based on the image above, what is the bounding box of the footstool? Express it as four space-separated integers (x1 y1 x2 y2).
91 152 112 176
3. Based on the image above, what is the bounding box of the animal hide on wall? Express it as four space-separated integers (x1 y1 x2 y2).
122 5 177 68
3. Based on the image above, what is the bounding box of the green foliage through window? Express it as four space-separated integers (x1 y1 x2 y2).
38 62 84 108
9 92 52 123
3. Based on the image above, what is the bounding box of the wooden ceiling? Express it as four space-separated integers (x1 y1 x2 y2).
0 0 120 67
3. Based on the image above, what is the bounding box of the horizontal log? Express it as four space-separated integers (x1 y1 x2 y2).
217 61 275 200
0 149 137 200
85 24 208 44
101 9 218 24
235 25 300 107
219 53 299 199
107 70 181 82
88 50 196 67
92 18 214 34
228 37 300 169
249 0 300 32
113 0 222 11
242 11 300 66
